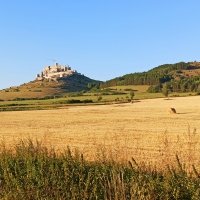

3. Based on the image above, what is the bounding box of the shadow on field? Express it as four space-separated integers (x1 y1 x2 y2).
130 100 141 104
164 98 174 100
114 100 141 107
177 112 193 115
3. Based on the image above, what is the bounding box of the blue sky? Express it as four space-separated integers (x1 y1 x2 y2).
1 0 200 89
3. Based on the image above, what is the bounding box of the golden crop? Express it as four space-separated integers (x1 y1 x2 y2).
1 96 200 170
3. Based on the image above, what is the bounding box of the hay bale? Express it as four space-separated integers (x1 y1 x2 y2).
170 107 176 114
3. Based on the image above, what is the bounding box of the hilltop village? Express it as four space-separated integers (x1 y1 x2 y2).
36 63 79 81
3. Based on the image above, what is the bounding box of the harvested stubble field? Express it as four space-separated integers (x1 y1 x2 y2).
1 95 200 170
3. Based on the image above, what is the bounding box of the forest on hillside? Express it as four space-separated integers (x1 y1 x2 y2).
101 62 200 93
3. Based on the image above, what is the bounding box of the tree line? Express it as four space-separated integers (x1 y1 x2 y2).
101 62 200 93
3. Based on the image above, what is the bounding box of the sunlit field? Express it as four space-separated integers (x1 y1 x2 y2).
0 95 200 171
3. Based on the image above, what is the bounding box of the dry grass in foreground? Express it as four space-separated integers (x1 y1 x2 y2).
1 96 200 171
0 139 200 199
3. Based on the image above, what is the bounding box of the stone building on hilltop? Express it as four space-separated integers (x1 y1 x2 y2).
36 63 79 81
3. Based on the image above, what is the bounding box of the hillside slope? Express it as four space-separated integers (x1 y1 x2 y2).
0 74 100 101
102 61 200 92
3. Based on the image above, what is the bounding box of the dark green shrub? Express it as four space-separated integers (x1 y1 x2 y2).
82 99 93 103
147 84 162 93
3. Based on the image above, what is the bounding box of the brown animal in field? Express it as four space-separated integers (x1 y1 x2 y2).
170 107 176 114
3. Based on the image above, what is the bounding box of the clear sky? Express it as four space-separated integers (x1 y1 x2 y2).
1 0 200 89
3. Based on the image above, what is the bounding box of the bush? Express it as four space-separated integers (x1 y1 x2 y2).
65 99 93 104
97 96 103 102
162 84 169 98
13 89 20 92
124 88 137 91
68 92 84 97
130 91 135 100
82 99 93 103
147 85 162 93
66 99 81 104
171 94 180 97
115 97 120 101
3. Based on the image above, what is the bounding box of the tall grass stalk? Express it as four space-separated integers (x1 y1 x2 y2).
0 140 199 199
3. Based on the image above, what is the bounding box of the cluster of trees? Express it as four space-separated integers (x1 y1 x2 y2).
101 62 200 93
101 72 173 87
148 76 200 93
102 62 199 87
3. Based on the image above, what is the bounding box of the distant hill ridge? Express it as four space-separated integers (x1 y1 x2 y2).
1 61 200 101
31 63 100 94
0 63 100 100
102 61 200 93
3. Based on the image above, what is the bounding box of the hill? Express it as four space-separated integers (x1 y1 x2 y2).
0 64 100 101
1 61 200 101
102 61 200 93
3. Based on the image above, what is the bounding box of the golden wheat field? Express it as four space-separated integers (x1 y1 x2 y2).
1 96 200 169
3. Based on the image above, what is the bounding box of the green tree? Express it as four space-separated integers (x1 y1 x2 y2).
130 91 135 100
162 84 169 98
97 95 102 102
